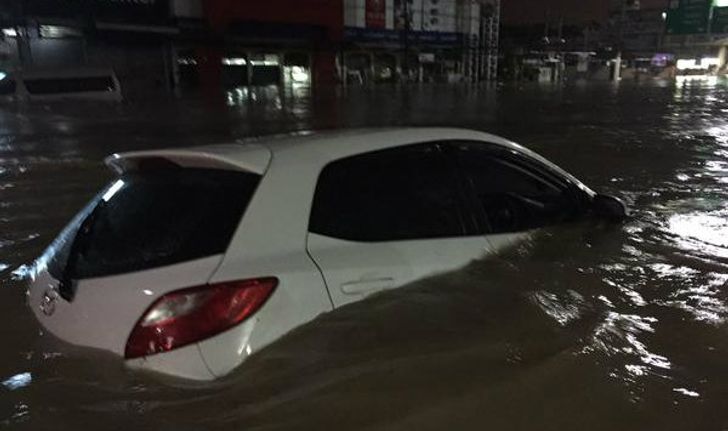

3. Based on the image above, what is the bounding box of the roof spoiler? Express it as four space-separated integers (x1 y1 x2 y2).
104 145 272 175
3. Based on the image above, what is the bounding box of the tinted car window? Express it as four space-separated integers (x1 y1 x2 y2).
48 168 260 280
24 76 116 95
310 144 467 242
0 78 16 95
456 146 580 233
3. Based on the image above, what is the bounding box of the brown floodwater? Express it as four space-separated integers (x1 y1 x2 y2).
3 80 728 430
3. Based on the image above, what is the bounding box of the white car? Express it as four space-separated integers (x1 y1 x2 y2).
0 68 122 103
26 128 626 380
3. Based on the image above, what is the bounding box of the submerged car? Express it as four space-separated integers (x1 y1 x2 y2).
26 128 626 380
0 68 123 103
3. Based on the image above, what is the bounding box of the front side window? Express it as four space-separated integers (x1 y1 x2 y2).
310 144 468 242
455 145 581 233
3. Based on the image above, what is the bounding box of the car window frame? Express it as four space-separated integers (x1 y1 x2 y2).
444 140 590 234
307 141 481 243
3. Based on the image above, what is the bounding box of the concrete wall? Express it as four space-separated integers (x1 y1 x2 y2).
345 0 366 27
86 40 170 97
458 0 481 36
172 0 203 18
202 0 344 41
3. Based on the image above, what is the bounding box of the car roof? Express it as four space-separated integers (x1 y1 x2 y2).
261 127 519 155
107 128 523 173
259 128 585 185
14 67 117 80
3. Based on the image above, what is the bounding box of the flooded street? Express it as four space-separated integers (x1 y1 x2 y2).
4 80 728 430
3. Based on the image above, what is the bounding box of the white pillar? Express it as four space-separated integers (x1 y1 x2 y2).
613 53 622 82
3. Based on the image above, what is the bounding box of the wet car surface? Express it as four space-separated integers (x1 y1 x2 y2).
3 80 728 429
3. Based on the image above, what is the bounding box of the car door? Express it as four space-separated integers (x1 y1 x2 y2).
306 143 493 308
450 141 590 251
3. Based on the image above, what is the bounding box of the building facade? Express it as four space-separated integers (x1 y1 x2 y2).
664 0 728 74
172 0 342 95
341 0 498 84
0 0 496 97
605 6 666 56
0 0 177 96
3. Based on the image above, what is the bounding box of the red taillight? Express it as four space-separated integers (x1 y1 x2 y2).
125 277 277 359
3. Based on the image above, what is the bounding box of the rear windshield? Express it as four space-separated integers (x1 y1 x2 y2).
24 76 116 95
48 168 260 280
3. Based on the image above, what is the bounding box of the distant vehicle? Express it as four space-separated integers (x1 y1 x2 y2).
0 68 122 103
26 128 627 380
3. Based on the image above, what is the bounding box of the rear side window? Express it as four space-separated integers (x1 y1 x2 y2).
309 144 467 242
24 76 116 95
49 168 260 280
456 146 580 233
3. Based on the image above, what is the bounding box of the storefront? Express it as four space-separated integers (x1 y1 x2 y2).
179 0 341 93
343 26 464 83
1 0 339 97
341 0 485 84
174 46 316 92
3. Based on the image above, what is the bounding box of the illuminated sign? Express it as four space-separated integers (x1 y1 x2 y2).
676 57 719 69
366 0 386 29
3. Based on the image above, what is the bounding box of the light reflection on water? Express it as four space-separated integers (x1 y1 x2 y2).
668 210 728 259
4 82 728 428
2 373 32 391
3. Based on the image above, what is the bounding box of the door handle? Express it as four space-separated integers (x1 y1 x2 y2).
340 277 396 295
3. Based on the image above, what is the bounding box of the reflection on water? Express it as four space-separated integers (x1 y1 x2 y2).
2 373 32 391
668 210 728 259
4 81 728 429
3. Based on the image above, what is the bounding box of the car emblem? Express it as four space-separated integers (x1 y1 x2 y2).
40 286 60 316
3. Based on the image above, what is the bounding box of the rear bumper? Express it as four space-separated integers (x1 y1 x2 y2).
27 256 227 381
125 344 216 381
28 273 215 381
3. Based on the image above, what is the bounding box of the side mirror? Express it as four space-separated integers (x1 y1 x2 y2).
592 194 629 221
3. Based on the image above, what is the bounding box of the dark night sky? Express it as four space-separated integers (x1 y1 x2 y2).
502 0 667 24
